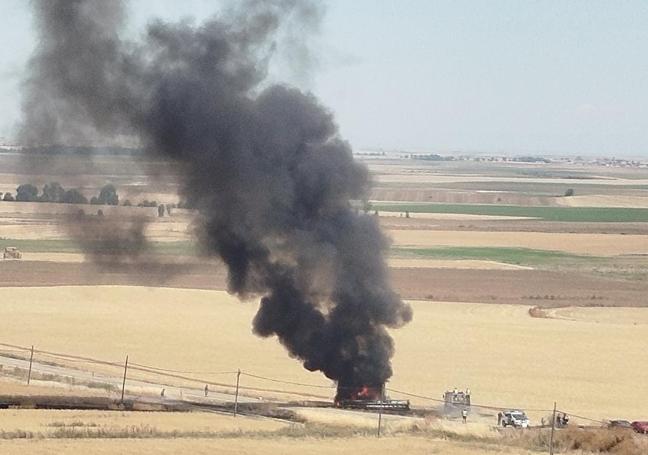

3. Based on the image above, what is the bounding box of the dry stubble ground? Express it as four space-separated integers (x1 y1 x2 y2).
0 436 543 455
0 286 645 423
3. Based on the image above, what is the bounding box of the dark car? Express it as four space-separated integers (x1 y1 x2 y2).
608 420 632 429
631 421 648 434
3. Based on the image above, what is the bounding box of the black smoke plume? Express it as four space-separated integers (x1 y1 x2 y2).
20 0 412 387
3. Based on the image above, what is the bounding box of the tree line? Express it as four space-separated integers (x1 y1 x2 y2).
1 183 119 205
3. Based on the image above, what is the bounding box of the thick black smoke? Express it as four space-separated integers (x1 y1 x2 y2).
20 0 412 387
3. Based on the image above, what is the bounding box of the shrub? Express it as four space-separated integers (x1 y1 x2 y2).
15 184 39 202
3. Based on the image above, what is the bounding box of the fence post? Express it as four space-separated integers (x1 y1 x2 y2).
549 401 557 455
120 355 129 403
234 369 241 417
26 345 34 385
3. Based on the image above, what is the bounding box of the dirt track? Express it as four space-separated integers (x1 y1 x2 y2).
0 260 644 307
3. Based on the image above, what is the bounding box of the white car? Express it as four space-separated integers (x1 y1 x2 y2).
501 410 530 428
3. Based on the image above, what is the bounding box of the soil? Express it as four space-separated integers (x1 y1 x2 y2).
0 260 644 308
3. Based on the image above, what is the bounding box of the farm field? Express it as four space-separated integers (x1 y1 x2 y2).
372 202 648 222
0 436 542 455
389 230 648 256
0 286 646 422
0 409 286 434
0 154 647 453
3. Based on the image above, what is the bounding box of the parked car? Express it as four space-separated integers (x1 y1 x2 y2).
608 420 632 429
500 410 530 428
631 421 648 434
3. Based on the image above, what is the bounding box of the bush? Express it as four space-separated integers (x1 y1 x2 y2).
62 189 88 204
96 184 119 205
564 188 575 197
15 184 39 202
41 182 66 202
2 192 13 201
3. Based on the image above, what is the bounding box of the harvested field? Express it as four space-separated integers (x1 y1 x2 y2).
374 203 648 222
545 306 648 325
0 409 286 434
17 253 86 263
371 188 555 206
0 286 646 422
388 229 648 256
374 173 648 186
379 217 648 236
0 379 110 398
388 268 647 306
387 258 532 270
0 436 541 455
557 195 648 208
0 259 644 306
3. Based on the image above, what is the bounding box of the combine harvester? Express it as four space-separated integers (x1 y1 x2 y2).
334 384 410 412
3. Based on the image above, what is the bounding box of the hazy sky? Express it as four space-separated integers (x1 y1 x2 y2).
1 0 648 157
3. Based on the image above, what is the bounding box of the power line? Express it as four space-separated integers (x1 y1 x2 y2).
129 361 237 376
241 371 335 390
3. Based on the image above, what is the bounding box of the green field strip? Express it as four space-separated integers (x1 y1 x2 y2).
391 246 603 266
0 239 198 255
373 203 648 222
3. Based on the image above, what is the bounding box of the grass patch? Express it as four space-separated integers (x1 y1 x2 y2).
391 246 595 266
0 239 198 256
373 203 648 222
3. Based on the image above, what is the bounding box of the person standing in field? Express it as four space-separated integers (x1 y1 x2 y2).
204 384 209 397
462 409 468 423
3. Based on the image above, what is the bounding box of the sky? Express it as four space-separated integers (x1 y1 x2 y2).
1 0 648 157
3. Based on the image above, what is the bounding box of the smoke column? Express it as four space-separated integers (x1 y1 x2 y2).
20 0 412 387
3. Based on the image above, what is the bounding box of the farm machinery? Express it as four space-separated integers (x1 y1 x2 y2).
334 384 410 412
3 247 22 259
443 388 471 417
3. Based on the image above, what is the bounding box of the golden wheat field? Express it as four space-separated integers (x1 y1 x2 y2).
0 286 645 423
389 229 648 256
0 409 286 434
0 436 543 455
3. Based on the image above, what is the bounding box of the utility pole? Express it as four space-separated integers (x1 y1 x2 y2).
377 384 384 438
549 401 557 455
120 355 129 403
234 369 241 417
26 345 34 385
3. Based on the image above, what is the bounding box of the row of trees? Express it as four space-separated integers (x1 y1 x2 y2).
1 183 120 205
0 183 180 216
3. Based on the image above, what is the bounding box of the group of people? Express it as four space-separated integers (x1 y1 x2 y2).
555 412 569 427
539 412 570 427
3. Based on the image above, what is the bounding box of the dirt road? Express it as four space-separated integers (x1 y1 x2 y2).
0 353 258 406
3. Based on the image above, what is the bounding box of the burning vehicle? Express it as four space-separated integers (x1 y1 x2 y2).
335 384 410 411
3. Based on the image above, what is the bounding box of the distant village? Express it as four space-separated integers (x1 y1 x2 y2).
1 142 647 169
354 148 648 168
